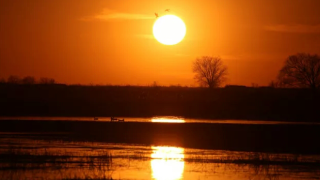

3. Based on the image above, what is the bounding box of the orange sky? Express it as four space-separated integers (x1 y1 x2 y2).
1 0 320 86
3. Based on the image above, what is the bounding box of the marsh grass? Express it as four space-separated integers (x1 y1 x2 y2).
0 147 112 171
2 146 320 169
62 171 114 180
1 141 320 180
184 152 320 167
1 145 320 180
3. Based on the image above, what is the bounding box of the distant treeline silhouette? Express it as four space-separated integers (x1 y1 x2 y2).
1 52 319 121
0 83 319 121
193 53 320 89
1 53 319 89
0 75 56 85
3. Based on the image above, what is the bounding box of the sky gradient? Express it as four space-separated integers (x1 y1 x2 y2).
1 0 320 86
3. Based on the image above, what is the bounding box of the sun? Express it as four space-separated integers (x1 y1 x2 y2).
153 15 186 45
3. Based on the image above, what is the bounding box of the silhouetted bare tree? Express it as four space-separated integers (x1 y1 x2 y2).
40 77 55 84
7 75 21 84
22 76 36 84
193 56 228 88
278 53 320 89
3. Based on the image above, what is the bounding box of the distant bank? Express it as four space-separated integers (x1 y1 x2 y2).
0 83 319 122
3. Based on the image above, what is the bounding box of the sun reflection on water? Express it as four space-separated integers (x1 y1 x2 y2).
151 117 185 123
151 146 184 180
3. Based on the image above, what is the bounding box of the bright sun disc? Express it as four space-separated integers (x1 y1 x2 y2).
153 15 186 45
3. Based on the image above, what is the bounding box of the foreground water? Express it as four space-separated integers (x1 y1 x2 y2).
0 133 320 180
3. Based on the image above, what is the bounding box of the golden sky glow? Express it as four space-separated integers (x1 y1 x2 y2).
1 0 320 86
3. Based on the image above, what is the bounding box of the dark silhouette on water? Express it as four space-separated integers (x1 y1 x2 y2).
93 117 99 121
111 117 125 122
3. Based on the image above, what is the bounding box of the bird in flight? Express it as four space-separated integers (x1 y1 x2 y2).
165 9 170 12
155 13 159 18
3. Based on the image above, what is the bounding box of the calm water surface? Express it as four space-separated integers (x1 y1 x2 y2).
1 116 319 125
0 133 319 180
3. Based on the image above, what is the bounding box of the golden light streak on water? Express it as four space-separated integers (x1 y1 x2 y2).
151 117 185 123
150 146 184 180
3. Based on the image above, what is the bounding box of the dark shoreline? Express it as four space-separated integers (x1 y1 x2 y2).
1 84 320 122
1 119 320 155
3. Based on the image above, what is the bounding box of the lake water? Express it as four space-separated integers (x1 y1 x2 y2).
1 116 319 125
0 133 320 180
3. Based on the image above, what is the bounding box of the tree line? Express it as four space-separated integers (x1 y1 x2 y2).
193 53 320 89
1 53 319 89
0 76 56 85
